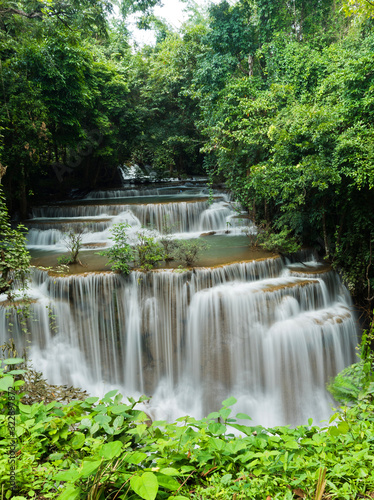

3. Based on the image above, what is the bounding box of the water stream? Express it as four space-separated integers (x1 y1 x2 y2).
0 181 358 426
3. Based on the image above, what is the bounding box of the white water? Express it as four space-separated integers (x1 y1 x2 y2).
27 197 250 249
1 185 359 426
0 258 358 426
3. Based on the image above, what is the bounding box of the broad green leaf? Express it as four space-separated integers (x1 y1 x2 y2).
80 418 92 428
3 358 24 365
0 376 14 391
208 422 226 435
7 370 26 375
130 472 158 500
284 440 299 450
206 411 220 419
219 408 231 420
84 397 99 405
337 422 349 434
70 432 85 449
99 441 122 460
110 404 132 415
55 469 81 482
155 473 180 491
159 468 179 476
329 426 340 437
58 485 82 500
94 414 111 425
113 415 124 429
125 451 147 464
103 389 118 399
222 397 237 407
81 460 102 478
236 413 252 420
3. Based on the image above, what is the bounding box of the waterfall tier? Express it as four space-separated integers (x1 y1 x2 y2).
0 257 358 427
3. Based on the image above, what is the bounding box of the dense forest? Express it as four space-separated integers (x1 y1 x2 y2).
1 0 374 317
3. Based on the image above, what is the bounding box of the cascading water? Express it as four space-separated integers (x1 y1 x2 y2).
0 182 358 427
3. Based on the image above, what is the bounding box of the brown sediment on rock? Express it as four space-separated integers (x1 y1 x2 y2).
145 254 281 272
82 242 107 248
205 255 280 269
0 299 38 308
255 279 319 293
312 310 351 325
47 270 115 278
25 218 112 224
289 264 332 275
231 214 252 219
31 198 211 210
200 231 216 236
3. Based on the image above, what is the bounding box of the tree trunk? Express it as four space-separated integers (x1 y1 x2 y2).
19 168 27 219
322 207 329 256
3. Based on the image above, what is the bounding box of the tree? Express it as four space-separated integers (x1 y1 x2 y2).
99 223 134 275
58 228 85 266
174 239 209 267
0 188 30 298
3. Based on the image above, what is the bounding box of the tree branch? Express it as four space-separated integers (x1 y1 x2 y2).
0 7 42 18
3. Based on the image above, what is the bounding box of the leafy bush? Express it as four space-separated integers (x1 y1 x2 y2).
0 189 30 299
100 224 164 274
60 229 85 266
99 223 134 275
257 224 301 254
328 327 374 405
2 374 374 500
173 239 209 267
135 231 164 271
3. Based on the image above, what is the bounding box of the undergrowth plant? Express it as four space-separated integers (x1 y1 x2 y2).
1 366 374 500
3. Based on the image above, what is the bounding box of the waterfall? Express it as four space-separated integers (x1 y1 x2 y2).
3 184 358 426
0 257 358 427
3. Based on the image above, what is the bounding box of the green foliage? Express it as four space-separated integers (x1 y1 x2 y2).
0 189 30 298
173 238 209 267
59 229 85 266
257 224 301 254
328 325 374 404
99 223 133 275
135 231 164 271
2 382 374 499
100 224 164 274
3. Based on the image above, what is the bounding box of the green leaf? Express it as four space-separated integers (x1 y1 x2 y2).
58 484 82 500
99 441 122 460
222 397 237 407
94 414 111 425
81 460 102 478
70 432 85 450
208 422 226 435
235 413 252 420
0 376 14 391
155 473 180 491
3 358 24 365
130 472 159 500
103 389 118 399
110 404 132 415
159 468 179 476
329 426 340 437
55 469 81 482
337 422 349 434
124 451 147 465
84 397 99 405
